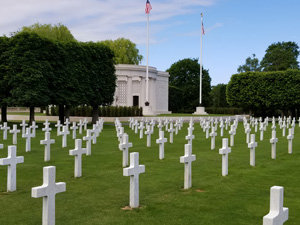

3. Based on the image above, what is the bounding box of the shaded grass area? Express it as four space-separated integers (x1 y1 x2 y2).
0 121 299 224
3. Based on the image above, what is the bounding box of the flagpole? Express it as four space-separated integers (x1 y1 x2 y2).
199 13 203 105
146 13 149 104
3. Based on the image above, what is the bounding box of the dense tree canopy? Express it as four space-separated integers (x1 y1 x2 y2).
210 84 229 108
227 70 300 116
167 58 211 112
100 38 143 64
237 54 261 73
260 41 299 71
16 23 76 42
0 32 116 123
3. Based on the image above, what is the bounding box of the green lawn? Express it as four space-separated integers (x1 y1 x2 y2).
2 112 46 116
0 120 299 224
156 113 234 117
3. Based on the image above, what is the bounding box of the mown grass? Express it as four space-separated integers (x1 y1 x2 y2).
0 120 299 224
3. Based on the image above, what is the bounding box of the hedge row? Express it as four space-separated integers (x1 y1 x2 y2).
48 106 143 117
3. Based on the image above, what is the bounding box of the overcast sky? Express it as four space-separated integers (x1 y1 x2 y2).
1 0 299 85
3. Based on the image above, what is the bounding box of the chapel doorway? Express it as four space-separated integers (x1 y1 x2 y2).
133 96 139 107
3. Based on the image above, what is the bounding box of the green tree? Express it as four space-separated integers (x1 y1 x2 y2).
7 32 62 123
167 58 211 112
0 36 12 122
100 38 143 64
210 84 229 108
260 41 299 71
237 54 261 73
16 22 76 42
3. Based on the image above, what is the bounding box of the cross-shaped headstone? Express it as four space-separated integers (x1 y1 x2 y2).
157 120 164 133
168 123 175 144
245 123 251 144
69 139 87 177
138 122 145 139
134 120 139 134
282 121 286 137
83 118 88 130
22 127 34 152
30 121 38 138
70 122 78 139
263 186 289 225
64 118 70 130
219 121 225 137
117 126 124 143
40 132 55 162
185 126 195 147
145 125 152 147
210 127 217 150
270 130 278 159
119 133 132 167
229 125 236 147
0 146 24 192
287 128 293 154
55 120 62 136
31 166 66 225
248 134 258 166
20 120 28 135
59 126 70 148
156 131 167 160
42 119 52 132
180 144 196 190
78 120 83 134
83 129 93 155
260 123 264 141
123 152 145 208
91 124 98 144
1 122 10 140
219 138 231 176
9 124 20 145
254 119 258 132
164 119 169 131
205 122 210 139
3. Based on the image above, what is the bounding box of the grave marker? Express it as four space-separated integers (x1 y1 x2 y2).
22 127 34 152
0 146 24 192
270 130 278 159
83 130 93 155
1 122 10 140
156 131 167 160
59 126 70 148
219 138 231 176
32 166 66 225
40 132 55 162
123 152 145 208
248 134 257 166
287 128 293 154
9 124 20 145
119 133 132 167
210 127 217 150
180 144 196 189
69 139 86 177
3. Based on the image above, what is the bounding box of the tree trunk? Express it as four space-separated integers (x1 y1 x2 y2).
65 105 71 120
92 105 99 124
59 104 65 124
29 106 35 124
1 105 7 122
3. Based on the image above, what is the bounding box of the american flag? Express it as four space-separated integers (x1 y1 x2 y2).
202 21 205 35
145 0 152 14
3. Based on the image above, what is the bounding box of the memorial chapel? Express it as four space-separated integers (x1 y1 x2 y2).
112 64 171 115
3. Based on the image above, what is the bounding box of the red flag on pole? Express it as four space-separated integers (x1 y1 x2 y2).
202 21 205 35
145 0 152 14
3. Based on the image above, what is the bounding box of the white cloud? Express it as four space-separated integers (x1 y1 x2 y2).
0 0 216 43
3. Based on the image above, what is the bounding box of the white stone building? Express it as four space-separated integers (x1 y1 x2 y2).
112 64 170 115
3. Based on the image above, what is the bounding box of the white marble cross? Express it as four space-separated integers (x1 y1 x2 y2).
156 131 167 160
219 138 231 176
260 123 264 141
9 124 20 145
270 130 278 159
59 126 70 148
248 134 258 166
42 119 52 132
70 122 78 139
55 120 62 136
145 125 152 147
78 120 83 134
0 146 24 192
229 125 236 147
117 127 124 143
40 132 55 162
245 123 251 143
168 123 175 143
180 144 196 190
138 122 145 139
64 118 71 130
119 133 132 167
83 118 88 130
123 152 145 208
157 120 164 133
134 120 139 134
69 139 86 177
287 128 293 154
254 119 258 132
20 120 28 135
205 122 210 139
282 121 286 137
1 122 10 140
32 166 66 225
219 121 225 137
210 127 217 150
263 186 288 225
185 126 195 147
22 127 34 152
83 129 93 155
30 121 38 138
